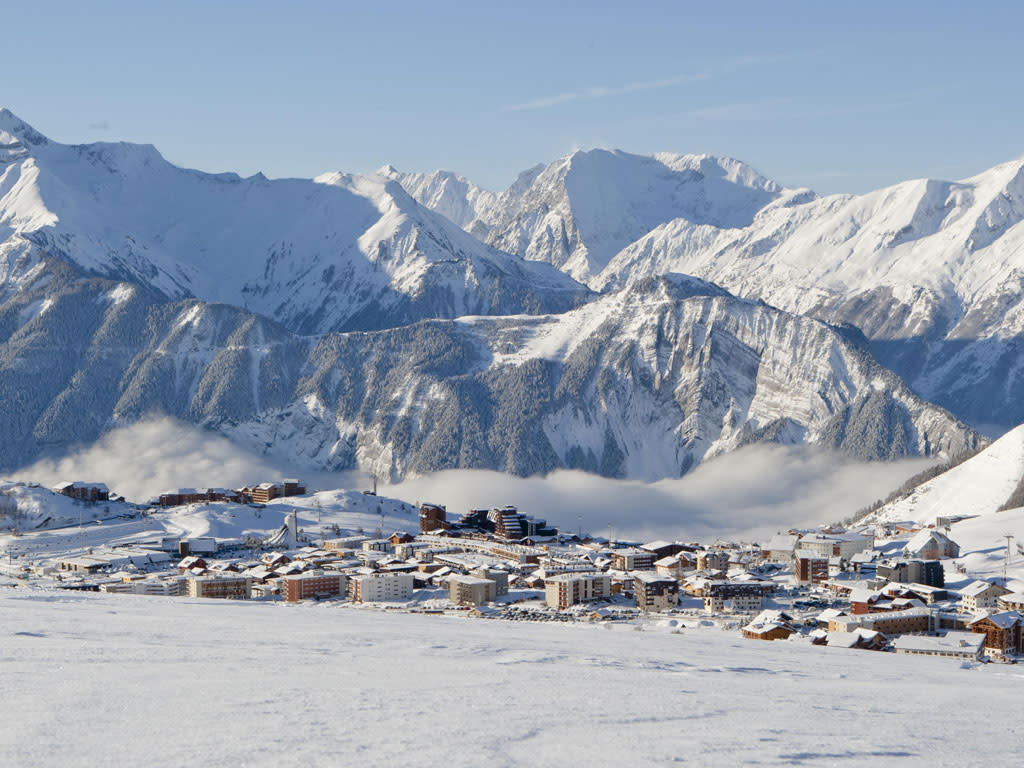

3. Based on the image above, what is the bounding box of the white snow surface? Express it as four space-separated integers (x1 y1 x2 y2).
867 423 1024 527
596 157 1024 335
2 588 1020 766
471 148 783 283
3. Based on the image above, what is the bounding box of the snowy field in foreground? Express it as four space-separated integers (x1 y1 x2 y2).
2 589 1021 767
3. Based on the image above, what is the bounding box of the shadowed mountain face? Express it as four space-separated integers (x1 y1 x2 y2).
0 270 980 480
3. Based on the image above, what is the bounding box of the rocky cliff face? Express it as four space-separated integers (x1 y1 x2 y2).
0 269 979 480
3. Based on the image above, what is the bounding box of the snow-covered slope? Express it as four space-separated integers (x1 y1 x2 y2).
5 590 1022 766
0 480 132 531
866 423 1024 527
0 271 978 479
595 159 1024 428
377 165 498 231
458 149 784 283
0 109 591 333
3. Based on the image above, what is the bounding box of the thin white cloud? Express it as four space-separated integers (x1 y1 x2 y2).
501 73 708 113
499 49 822 114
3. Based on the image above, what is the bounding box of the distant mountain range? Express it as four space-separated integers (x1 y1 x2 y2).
1 108 1003 479
393 147 1024 431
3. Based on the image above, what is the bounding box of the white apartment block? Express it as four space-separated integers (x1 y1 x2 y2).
797 533 875 560
352 572 414 602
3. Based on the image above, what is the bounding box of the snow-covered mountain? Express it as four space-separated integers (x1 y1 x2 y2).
0 265 978 480
422 149 786 284
0 109 997 482
0 109 591 334
865 423 1024 528
592 159 1024 429
376 165 497 232
392 149 1024 431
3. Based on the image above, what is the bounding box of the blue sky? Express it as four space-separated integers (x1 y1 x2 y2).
5 1 1022 192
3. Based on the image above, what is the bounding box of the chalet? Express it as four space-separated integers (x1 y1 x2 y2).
177 556 208 573
654 553 696 580
891 521 920 535
903 529 960 560
824 628 888 651
968 611 1024 657
960 580 1012 615
262 552 292 568
388 531 415 548
274 563 305 577
997 592 1024 612
742 610 796 641
849 550 880 575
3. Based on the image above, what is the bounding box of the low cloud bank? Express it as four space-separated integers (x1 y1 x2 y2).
386 444 931 542
10 418 932 541
10 418 323 502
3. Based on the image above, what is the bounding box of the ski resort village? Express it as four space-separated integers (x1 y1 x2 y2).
6 425 1024 668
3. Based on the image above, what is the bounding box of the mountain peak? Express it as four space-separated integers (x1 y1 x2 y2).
0 108 48 148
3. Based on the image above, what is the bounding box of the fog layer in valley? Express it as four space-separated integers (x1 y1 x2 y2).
12 418 932 541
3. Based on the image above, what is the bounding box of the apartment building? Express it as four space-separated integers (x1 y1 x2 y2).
795 551 829 586
351 572 414 603
187 574 252 600
960 580 1011 615
545 573 612 610
610 548 657 571
632 572 679 612
448 574 497 606
283 572 348 602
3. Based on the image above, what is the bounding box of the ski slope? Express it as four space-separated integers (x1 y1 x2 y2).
2 589 1021 767
867 423 1024 526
